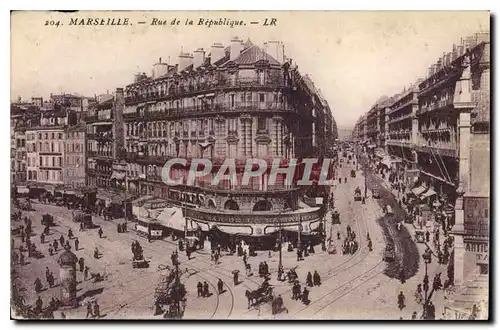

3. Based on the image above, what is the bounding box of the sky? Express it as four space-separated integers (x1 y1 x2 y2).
11 11 489 129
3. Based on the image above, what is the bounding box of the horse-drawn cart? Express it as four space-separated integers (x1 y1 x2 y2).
72 211 95 229
245 280 274 308
383 244 396 262
41 214 55 227
354 187 362 201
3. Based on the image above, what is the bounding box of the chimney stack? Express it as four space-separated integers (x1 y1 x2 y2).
210 43 225 65
230 36 243 61
178 52 193 71
193 48 206 68
265 40 285 64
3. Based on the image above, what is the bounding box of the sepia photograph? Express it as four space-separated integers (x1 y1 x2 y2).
9 10 490 320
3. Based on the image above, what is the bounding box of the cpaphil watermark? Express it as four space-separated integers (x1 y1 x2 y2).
161 158 336 187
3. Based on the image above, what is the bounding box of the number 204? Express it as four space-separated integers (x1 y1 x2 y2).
45 20 61 27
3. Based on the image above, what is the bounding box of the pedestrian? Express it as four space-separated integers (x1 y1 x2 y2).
425 230 430 242
59 235 65 247
203 281 209 297
65 241 71 251
40 233 45 244
313 270 321 286
217 279 224 294
75 237 79 251
85 302 94 318
398 291 406 310
337 231 341 240
306 272 313 287
45 266 51 283
302 287 309 304
117 223 121 233
84 266 89 280
19 252 25 265
35 296 43 314
68 229 73 239
79 222 84 232
93 301 100 318
94 247 100 259
48 244 53 256
98 227 103 238
186 248 191 260
412 311 417 320
79 257 85 272
197 281 203 297
53 239 58 251
34 277 42 293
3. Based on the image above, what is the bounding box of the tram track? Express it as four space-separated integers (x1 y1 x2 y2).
243 171 377 317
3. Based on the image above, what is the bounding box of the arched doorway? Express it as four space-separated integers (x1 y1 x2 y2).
224 199 239 211
253 200 272 211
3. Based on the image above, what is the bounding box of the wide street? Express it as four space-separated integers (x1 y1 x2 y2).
11 154 448 320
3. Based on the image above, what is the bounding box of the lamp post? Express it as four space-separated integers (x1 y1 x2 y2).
277 213 283 281
422 249 433 319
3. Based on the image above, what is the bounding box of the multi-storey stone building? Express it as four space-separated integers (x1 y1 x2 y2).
352 32 490 297
64 123 86 188
120 37 335 238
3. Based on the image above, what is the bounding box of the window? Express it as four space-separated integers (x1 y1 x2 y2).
39 157 43 167
59 133 63 139
51 133 55 139
230 94 235 108
258 118 267 130
27 158 31 167
259 93 265 102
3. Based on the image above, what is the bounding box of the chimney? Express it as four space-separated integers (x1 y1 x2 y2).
265 41 285 64
193 48 206 68
178 52 193 71
230 36 243 61
210 43 225 65
113 88 125 159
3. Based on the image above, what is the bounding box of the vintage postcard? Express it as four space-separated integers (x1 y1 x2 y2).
10 10 490 320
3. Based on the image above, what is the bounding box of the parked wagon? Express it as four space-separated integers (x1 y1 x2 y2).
72 211 95 229
414 230 426 244
354 187 362 201
41 214 55 227
383 244 395 262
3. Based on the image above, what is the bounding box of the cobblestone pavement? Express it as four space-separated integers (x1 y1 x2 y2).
11 156 450 320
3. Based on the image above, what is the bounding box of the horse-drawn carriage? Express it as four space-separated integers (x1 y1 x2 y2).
154 265 187 317
131 240 150 269
331 210 340 225
245 280 274 308
41 213 55 227
354 187 362 201
350 169 356 178
72 211 95 229
383 244 396 262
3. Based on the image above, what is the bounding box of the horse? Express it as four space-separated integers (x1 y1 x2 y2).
245 287 273 308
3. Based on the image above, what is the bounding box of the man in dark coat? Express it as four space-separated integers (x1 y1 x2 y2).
197 282 203 297
217 279 224 294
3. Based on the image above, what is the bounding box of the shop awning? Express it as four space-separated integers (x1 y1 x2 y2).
421 188 437 199
199 142 212 148
111 172 126 180
216 225 253 236
132 195 154 207
412 186 426 196
157 207 185 231
17 186 29 194
315 198 324 206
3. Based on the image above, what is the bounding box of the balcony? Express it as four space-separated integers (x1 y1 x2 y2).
125 77 289 105
419 98 454 115
88 150 113 159
415 136 458 158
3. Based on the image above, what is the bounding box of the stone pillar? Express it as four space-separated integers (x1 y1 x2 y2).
57 248 78 307
452 189 466 285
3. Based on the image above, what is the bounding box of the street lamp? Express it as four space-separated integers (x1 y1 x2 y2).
277 215 283 281
422 249 433 319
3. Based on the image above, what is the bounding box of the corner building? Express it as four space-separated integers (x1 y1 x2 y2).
122 37 334 242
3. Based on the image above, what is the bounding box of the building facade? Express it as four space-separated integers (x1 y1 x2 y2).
351 32 490 306
120 37 335 237
64 124 86 188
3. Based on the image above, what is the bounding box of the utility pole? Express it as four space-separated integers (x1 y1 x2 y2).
277 214 283 281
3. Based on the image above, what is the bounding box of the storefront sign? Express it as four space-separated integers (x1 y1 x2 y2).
464 197 489 236
465 241 489 264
